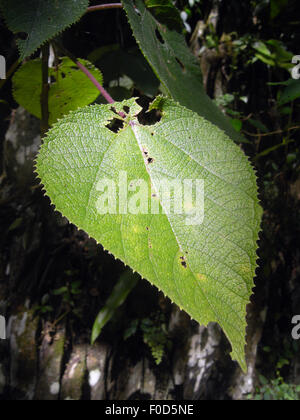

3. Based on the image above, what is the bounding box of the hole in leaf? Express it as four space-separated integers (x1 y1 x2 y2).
155 28 165 44
61 72 66 79
105 118 124 133
110 106 121 116
175 57 186 73
17 32 28 40
147 157 154 164
123 106 130 114
109 106 126 119
133 1 141 16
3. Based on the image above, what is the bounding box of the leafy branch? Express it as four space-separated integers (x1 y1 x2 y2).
243 126 300 137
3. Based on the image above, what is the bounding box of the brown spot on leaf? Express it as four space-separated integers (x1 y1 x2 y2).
180 255 187 268
181 261 187 268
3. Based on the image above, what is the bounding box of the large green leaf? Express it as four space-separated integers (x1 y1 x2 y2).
13 57 103 125
36 97 262 371
122 0 244 144
0 0 89 59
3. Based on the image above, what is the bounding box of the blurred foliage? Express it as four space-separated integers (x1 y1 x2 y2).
124 312 170 365
91 269 139 345
249 374 300 400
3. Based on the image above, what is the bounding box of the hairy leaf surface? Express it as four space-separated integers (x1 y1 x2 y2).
13 57 103 125
0 0 89 59
36 97 262 371
122 0 245 144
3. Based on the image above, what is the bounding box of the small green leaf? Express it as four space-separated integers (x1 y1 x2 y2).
36 97 262 371
91 269 139 344
52 286 68 296
145 0 183 31
270 0 288 19
8 217 23 231
124 319 139 340
253 40 293 70
0 0 89 59
230 118 243 133
13 57 103 125
248 119 269 133
259 375 268 386
278 80 300 105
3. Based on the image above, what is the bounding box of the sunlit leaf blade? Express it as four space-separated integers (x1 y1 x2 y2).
36 97 262 371
12 57 103 125
122 0 245 144
0 0 89 59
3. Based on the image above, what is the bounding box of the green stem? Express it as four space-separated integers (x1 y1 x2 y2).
86 3 123 13
52 40 126 117
41 44 50 136
52 40 115 104
76 60 115 104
